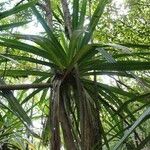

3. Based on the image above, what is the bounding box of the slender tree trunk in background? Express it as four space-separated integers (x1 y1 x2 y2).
44 0 53 29
60 0 72 38
37 0 53 29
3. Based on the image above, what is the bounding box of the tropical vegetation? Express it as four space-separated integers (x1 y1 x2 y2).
0 0 150 149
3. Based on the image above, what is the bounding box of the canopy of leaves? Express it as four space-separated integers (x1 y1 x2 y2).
0 0 149 150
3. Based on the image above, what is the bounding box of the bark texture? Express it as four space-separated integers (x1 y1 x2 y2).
61 0 72 38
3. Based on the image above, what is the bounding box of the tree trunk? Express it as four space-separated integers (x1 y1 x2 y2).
50 79 61 150
75 68 102 149
59 92 77 150
60 0 72 38
44 0 53 29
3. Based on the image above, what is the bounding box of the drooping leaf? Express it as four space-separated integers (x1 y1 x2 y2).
0 21 30 31
0 1 36 20
0 78 32 126
113 107 150 150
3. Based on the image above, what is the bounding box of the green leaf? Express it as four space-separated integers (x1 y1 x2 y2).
78 0 87 27
0 38 51 60
82 71 133 78
120 43 150 49
0 1 36 20
107 43 131 53
21 89 43 105
83 79 134 97
0 54 19 64
10 34 66 68
114 52 150 59
0 70 50 77
81 0 108 45
31 6 67 67
68 30 84 62
2 54 54 68
0 78 32 126
90 61 150 71
97 48 115 63
70 44 94 67
113 107 150 150
134 134 150 150
72 0 79 30
0 21 29 31
117 93 150 114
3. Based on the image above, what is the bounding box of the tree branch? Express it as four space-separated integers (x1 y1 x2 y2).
0 83 52 91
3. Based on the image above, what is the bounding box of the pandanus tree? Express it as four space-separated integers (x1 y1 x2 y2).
0 0 150 149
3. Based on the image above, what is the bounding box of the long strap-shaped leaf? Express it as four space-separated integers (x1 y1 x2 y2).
97 47 150 88
0 78 32 126
0 38 51 60
0 70 50 77
1 54 54 68
31 6 67 67
78 0 87 28
113 107 150 150
68 44 94 70
9 34 65 68
134 134 150 150
81 0 108 46
0 21 30 31
68 30 84 63
72 0 79 30
88 61 150 71
83 79 134 97
0 1 36 19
